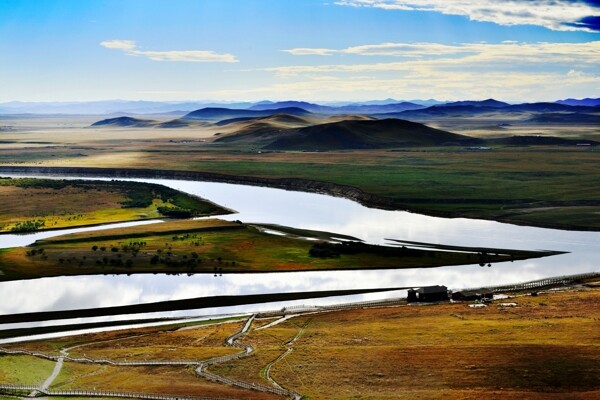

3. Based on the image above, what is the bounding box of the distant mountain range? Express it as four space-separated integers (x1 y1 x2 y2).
247 100 426 114
375 101 600 120
1 97 598 115
436 99 510 108
556 98 600 107
181 107 312 121
0 100 255 115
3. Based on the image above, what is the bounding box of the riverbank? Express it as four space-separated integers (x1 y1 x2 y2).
1 165 598 232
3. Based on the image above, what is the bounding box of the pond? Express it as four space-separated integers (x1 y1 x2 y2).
0 175 598 341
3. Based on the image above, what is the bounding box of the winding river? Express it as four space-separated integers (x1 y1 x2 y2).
0 175 598 341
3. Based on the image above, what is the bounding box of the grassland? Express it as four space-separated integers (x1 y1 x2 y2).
0 177 228 232
4 285 598 399
215 287 600 399
0 354 56 385
65 319 244 361
0 219 558 281
50 363 279 399
1 121 599 230
1 317 279 399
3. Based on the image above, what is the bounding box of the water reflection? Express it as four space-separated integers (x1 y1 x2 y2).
0 176 598 332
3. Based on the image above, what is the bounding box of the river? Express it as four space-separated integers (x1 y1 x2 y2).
0 175 598 341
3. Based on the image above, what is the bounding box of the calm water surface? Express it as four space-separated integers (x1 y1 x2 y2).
0 176 597 340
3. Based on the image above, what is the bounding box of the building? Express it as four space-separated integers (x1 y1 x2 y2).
407 285 449 303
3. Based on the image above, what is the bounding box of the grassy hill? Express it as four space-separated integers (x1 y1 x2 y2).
213 114 316 144
91 116 157 127
263 118 481 150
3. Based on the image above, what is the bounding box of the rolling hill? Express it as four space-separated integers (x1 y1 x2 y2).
263 118 481 150
213 114 317 144
91 116 158 127
155 119 212 128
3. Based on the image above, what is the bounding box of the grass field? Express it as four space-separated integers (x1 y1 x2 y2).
65 320 244 362
220 287 600 399
0 219 558 281
0 354 56 386
4 285 598 399
1 136 599 229
50 363 279 399
0 178 228 232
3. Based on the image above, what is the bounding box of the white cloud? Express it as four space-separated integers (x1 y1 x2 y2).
100 39 238 63
334 0 600 32
100 39 137 51
210 69 600 102
275 41 600 76
283 48 337 56
253 41 600 102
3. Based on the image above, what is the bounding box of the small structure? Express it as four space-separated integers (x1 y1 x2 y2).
407 285 449 303
452 289 493 302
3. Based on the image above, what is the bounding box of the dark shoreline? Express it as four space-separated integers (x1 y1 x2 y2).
0 165 596 232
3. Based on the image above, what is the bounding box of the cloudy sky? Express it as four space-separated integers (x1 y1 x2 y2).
0 0 598 102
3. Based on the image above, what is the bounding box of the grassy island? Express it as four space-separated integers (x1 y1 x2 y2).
0 219 562 281
0 177 229 232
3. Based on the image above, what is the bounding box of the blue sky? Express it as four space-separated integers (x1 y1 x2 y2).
0 0 598 102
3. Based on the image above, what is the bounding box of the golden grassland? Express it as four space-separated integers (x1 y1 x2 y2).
0 178 227 233
66 320 244 362
0 184 160 232
210 315 312 388
0 219 548 281
208 287 600 399
50 363 280 400
260 288 600 399
3 286 598 399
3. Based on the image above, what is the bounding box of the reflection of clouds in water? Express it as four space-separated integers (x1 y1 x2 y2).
0 176 598 332
0 264 550 316
0 277 142 314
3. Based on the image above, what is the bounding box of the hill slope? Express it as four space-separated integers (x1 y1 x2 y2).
264 118 480 150
91 117 157 127
213 114 316 144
